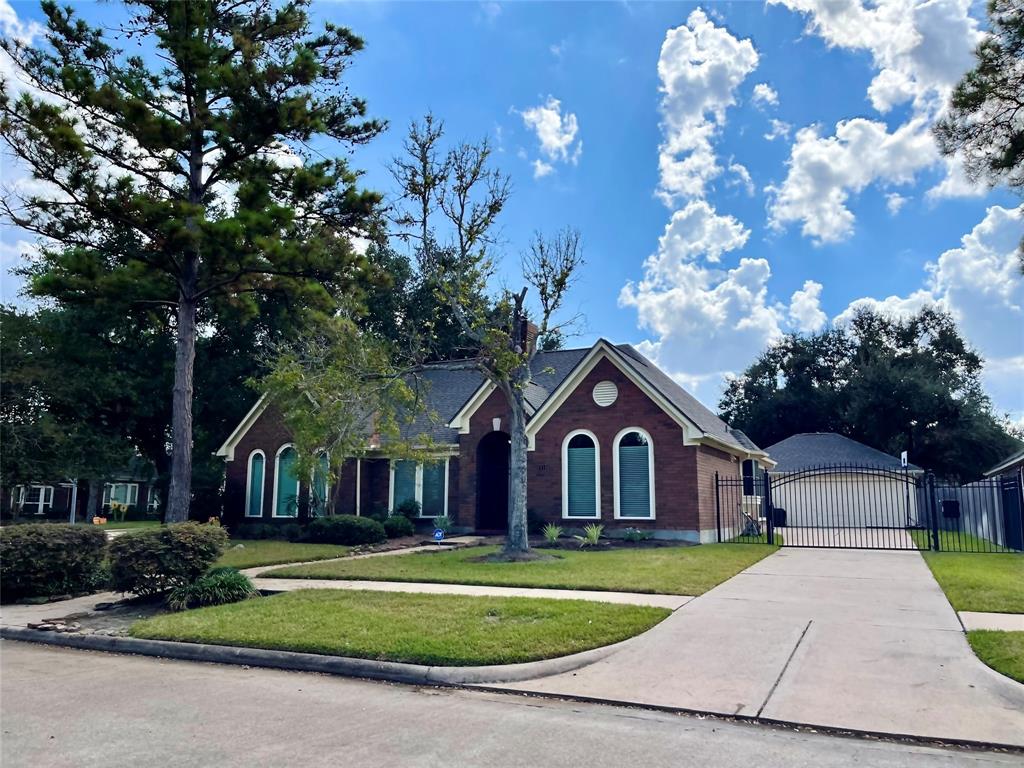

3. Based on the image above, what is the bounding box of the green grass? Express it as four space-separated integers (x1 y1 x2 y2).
918 549 1024 613
215 540 351 570
129 589 670 666
909 529 1010 553
95 520 161 530
264 542 778 596
967 630 1024 683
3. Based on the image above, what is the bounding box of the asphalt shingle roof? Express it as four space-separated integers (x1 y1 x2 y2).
763 433 921 472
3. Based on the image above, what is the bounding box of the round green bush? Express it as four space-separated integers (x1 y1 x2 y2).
0 524 108 600
109 522 229 597
166 566 260 611
394 499 421 519
383 515 415 538
305 515 385 545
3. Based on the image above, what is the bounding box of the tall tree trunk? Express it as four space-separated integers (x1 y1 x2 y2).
166 289 197 523
504 386 530 555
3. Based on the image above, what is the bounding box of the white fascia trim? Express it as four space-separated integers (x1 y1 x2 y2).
215 394 269 461
526 341 697 450
562 429 601 520
447 381 497 433
612 426 656 521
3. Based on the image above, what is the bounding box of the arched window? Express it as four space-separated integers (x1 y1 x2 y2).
310 452 330 517
273 445 300 518
614 428 654 520
562 430 600 519
245 450 265 518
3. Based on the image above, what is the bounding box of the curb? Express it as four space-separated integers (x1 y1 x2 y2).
0 625 622 685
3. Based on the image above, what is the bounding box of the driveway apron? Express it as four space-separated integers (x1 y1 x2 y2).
500 548 1024 746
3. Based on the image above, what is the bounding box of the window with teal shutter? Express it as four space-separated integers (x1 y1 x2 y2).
246 453 264 518
275 447 299 517
617 431 652 518
566 433 597 517
393 460 417 509
421 461 446 517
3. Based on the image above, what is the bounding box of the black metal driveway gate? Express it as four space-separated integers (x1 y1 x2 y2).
714 463 1023 553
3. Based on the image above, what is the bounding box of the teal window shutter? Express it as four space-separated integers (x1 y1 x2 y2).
421 461 446 517
393 460 417 509
618 438 651 518
247 454 264 517
566 438 597 517
275 447 298 517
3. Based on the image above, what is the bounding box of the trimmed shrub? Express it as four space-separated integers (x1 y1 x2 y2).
231 523 274 540
394 499 421 519
364 504 389 523
280 523 304 542
166 567 259 611
383 515 415 539
109 522 229 597
0 524 108 600
305 515 385 546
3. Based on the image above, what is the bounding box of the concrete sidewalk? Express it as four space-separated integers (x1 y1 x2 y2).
959 611 1024 631
251 576 691 610
500 548 1024 747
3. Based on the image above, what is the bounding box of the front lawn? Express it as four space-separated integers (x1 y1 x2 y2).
215 540 351 570
918 550 1024 613
967 630 1024 683
129 589 670 666
264 542 777 595
910 529 1010 553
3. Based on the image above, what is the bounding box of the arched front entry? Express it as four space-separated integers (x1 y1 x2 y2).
476 431 511 532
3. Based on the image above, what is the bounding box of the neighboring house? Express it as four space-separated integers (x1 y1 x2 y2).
761 433 923 528
217 339 771 542
4 463 161 521
984 447 1024 480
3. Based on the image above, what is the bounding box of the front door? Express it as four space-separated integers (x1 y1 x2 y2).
476 431 510 532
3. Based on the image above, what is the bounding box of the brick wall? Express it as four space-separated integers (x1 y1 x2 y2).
696 444 742 538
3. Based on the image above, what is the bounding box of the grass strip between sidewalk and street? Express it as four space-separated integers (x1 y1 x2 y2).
129 589 670 666
967 630 1024 683
215 540 351 570
262 542 777 596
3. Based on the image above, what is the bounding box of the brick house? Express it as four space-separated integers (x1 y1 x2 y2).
216 339 771 542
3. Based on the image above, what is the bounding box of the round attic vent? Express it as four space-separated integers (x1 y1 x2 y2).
592 380 618 407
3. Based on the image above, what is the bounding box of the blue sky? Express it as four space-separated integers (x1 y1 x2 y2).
2 0 1022 424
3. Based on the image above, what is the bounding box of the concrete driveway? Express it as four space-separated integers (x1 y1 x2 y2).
502 548 1024 747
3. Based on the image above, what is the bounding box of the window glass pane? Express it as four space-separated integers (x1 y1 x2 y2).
43 487 54 505
25 486 41 505
275 447 299 517
247 454 264 517
421 461 446 517
393 460 417 510
567 445 597 517
618 436 651 518
128 485 138 506
111 484 129 505
311 454 330 515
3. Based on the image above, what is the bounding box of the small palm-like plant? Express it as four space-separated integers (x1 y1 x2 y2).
542 523 563 544
574 523 604 549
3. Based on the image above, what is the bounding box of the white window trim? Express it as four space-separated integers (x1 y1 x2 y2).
612 427 656 521
561 429 601 520
245 449 266 518
271 443 301 519
21 484 54 515
388 457 450 518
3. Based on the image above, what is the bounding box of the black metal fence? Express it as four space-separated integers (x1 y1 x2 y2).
715 464 1024 553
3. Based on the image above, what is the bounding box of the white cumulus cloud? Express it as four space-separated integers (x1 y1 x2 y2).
788 279 827 332
519 96 582 178
752 82 779 108
657 9 759 202
886 192 908 215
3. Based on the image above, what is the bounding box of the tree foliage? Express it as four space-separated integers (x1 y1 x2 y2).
719 307 1021 481
0 0 384 521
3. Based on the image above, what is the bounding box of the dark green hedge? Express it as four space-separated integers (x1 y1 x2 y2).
383 515 415 539
305 515 386 545
0 524 108 600
109 522 228 597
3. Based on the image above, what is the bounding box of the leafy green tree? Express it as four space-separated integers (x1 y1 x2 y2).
935 0 1024 192
1 0 383 521
720 307 1020 481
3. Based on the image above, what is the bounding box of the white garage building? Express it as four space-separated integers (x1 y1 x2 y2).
762 433 924 530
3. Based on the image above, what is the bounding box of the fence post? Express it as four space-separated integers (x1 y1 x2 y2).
927 472 941 552
763 468 774 546
715 471 722 543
